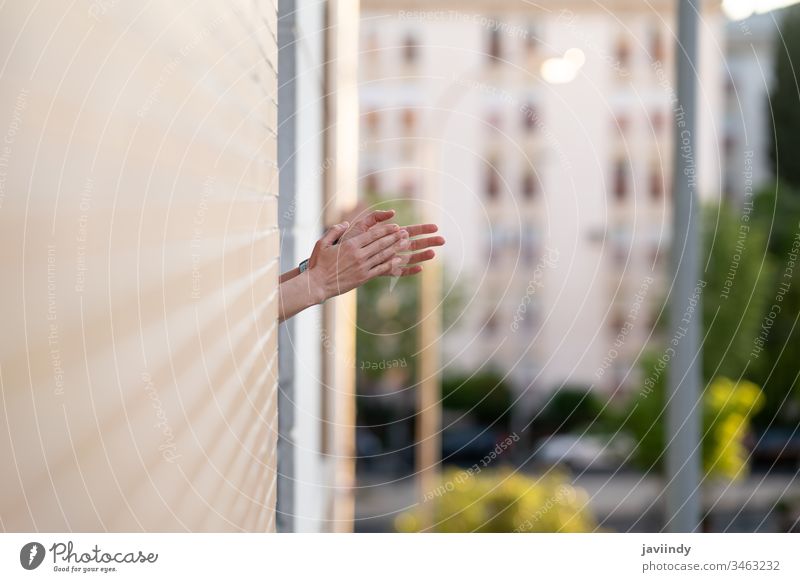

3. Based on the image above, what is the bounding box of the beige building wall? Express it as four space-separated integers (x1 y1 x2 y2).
0 1 279 531
323 0 362 533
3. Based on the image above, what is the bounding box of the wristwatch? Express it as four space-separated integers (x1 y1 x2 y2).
299 258 310 273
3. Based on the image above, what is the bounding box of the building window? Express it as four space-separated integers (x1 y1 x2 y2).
649 26 665 63
522 171 537 199
487 225 507 261
525 24 539 53
487 111 502 132
522 228 537 264
609 312 626 336
401 108 416 133
521 307 536 331
613 242 628 266
486 229 496 262
726 78 736 99
723 133 736 157
651 111 665 134
521 102 538 132
488 28 502 64
485 158 501 199
615 35 631 71
649 164 664 200
613 159 628 201
365 32 379 63
615 114 629 135
403 33 418 64
650 245 663 268
365 110 380 136
485 312 499 334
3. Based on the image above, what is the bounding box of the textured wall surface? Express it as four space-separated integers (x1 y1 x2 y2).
0 1 279 531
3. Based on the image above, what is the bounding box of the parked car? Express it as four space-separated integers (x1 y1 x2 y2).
534 433 633 472
441 425 511 467
747 428 800 471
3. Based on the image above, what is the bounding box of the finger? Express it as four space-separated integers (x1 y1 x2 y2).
353 222 400 248
402 223 438 237
364 209 395 228
399 265 423 276
369 256 403 277
408 235 445 252
339 201 367 224
384 264 423 277
321 222 349 247
365 231 410 267
402 249 436 266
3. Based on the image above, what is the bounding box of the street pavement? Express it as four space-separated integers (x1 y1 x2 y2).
354 468 800 533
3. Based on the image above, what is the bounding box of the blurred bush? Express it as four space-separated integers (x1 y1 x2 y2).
394 468 596 533
704 377 765 480
532 385 607 435
441 372 512 429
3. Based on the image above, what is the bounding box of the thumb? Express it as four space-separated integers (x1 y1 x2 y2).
321 222 349 247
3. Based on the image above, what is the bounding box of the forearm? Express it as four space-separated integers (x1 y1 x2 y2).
279 266 301 284
278 270 326 323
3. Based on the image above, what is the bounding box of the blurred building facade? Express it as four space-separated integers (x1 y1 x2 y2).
722 12 778 200
359 0 727 413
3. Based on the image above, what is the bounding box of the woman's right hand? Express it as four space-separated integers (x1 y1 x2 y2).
308 221 410 301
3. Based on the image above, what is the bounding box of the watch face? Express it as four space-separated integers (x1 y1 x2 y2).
299 259 309 273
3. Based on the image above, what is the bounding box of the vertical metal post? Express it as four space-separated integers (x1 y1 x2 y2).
276 0 297 533
666 0 702 533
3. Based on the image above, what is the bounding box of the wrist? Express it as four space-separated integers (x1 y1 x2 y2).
305 266 330 304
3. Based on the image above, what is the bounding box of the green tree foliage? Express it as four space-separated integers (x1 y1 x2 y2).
531 386 606 435
620 354 667 472
751 185 800 425
769 6 800 189
623 202 772 476
441 372 512 428
701 202 774 382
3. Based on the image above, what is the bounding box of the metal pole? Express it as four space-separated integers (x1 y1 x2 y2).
276 0 298 533
665 0 702 533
